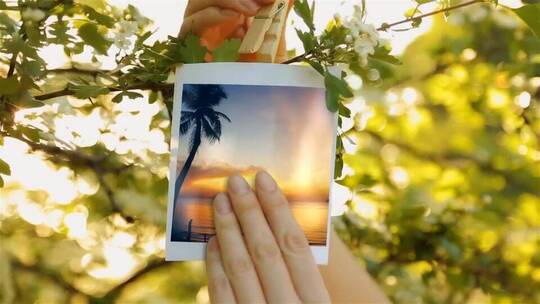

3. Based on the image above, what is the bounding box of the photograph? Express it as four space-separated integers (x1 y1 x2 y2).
166 63 336 263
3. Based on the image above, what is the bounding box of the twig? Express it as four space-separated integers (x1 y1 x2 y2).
6 52 18 77
282 49 314 64
92 164 134 222
34 83 174 101
377 0 483 31
46 68 115 77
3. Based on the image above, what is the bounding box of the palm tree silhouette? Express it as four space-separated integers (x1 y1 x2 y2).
173 84 231 208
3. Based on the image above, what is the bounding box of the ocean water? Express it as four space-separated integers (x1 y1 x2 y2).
173 198 328 245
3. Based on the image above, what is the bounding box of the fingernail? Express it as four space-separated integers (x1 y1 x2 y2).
257 171 277 192
228 175 249 195
240 0 260 14
215 193 232 214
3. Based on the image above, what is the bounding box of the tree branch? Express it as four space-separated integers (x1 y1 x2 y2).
46 68 115 77
1 131 135 219
346 129 540 195
11 259 82 295
282 49 314 65
34 83 174 101
2 131 103 167
282 0 484 64
103 260 169 300
377 0 484 31
92 164 135 223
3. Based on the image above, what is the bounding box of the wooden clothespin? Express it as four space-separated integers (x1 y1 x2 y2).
239 0 289 63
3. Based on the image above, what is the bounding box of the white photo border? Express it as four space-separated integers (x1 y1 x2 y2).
166 63 338 265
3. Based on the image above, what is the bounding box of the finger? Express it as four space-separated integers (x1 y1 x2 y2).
186 0 274 17
206 237 237 304
227 175 300 303
213 193 266 304
180 7 243 38
255 171 331 303
231 27 246 39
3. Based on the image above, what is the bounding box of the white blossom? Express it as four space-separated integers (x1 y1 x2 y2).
110 20 139 51
343 5 384 67
354 37 376 58
367 69 380 81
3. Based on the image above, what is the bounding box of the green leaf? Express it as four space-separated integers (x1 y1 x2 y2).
125 91 144 99
21 60 45 78
400 205 429 219
82 5 115 28
211 39 241 62
0 12 18 34
325 71 354 98
307 59 324 75
0 77 21 95
441 238 462 261
24 22 43 45
69 83 110 99
149 91 159 103
0 158 10 175
326 89 339 112
112 91 144 103
78 22 112 54
112 92 124 103
296 29 316 52
512 4 540 37
294 0 315 32
372 46 402 65
3 36 40 59
19 126 40 142
336 136 344 153
50 20 74 44
325 70 353 112
339 103 351 118
412 17 422 28
179 34 207 63
336 174 377 189
135 31 153 49
17 91 44 108
321 24 349 48
0 176 4 188
334 155 344 179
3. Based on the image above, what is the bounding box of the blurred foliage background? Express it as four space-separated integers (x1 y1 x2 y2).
1 0 539 303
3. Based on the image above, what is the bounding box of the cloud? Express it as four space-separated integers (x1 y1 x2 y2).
176 162 263 199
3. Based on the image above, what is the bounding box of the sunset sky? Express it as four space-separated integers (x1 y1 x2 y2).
176 84 335 201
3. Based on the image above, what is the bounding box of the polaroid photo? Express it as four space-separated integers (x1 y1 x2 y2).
166 63 337 264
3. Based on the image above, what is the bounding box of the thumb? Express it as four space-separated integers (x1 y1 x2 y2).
180 7 244 45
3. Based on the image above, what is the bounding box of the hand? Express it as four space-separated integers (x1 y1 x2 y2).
206 172 331 303
181 0 272 38
180 0 290 62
